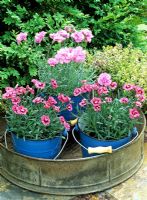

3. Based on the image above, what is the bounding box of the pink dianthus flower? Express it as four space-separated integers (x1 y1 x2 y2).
32 97 43 104
11 97 21 105
16 32 27 44
79 99 87 107
81 29 94 43
41 115 50 126
129 108 140 119
119 97 129 104
123 84 134 91
58 94 71 103
109 82 117 90
91 97 102 105
73 88 82 96
97 73 112 87
47 58 58 67
105 97 112 103
66 104 73 111
31 79 45 89
71 31 85 43
50 79 58 89
35 31 46 43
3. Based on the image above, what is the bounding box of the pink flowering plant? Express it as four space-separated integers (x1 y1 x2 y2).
2 80 70 140
13 26 95 97
5 25 93 89
75 73 145 140
38 28 95 96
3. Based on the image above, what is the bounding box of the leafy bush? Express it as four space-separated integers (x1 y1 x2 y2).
0 0 145 90
72 0 145 48
86 44 147 108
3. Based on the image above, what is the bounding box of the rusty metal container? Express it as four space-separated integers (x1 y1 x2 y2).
0 115 146 195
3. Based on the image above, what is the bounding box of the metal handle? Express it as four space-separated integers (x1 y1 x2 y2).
53 131 69 160
88 146 112 154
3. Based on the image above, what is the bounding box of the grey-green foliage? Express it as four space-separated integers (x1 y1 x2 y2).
38 60 96 96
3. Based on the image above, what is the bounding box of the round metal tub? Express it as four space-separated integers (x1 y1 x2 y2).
0 115 146 195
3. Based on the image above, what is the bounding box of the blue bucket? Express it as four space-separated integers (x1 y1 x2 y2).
11 133 63 159
78 127 137 158
59 95 85 121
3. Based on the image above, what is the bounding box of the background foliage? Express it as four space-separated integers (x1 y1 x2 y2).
0 0 146 90
86 44 147 92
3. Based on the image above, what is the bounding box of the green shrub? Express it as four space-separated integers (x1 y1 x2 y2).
0 0 145 90
72 0 145 48
86 44 147 108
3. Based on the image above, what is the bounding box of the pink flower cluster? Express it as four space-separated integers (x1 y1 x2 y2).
2 82 71 132
73 76 117 98
122 84 145 104
58 94 71 103
72 73 145 121
91 97 102 111
16 32 27 44
59 116 70 130
35 31 46 43
2 86 32 100
16 27 93 46
2 85 36 115
44 96 57 109
12 105 28 115
49 28 93 43
71 29 93 43
48 46 86 66
2 87 17 99
49 30 70 43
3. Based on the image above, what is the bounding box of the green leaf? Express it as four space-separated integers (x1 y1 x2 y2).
29 66 38 76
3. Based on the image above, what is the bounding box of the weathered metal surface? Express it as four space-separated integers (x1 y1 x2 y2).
0 115 146 195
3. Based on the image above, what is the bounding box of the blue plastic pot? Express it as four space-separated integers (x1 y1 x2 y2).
78 126 137 158
11 132 64 159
